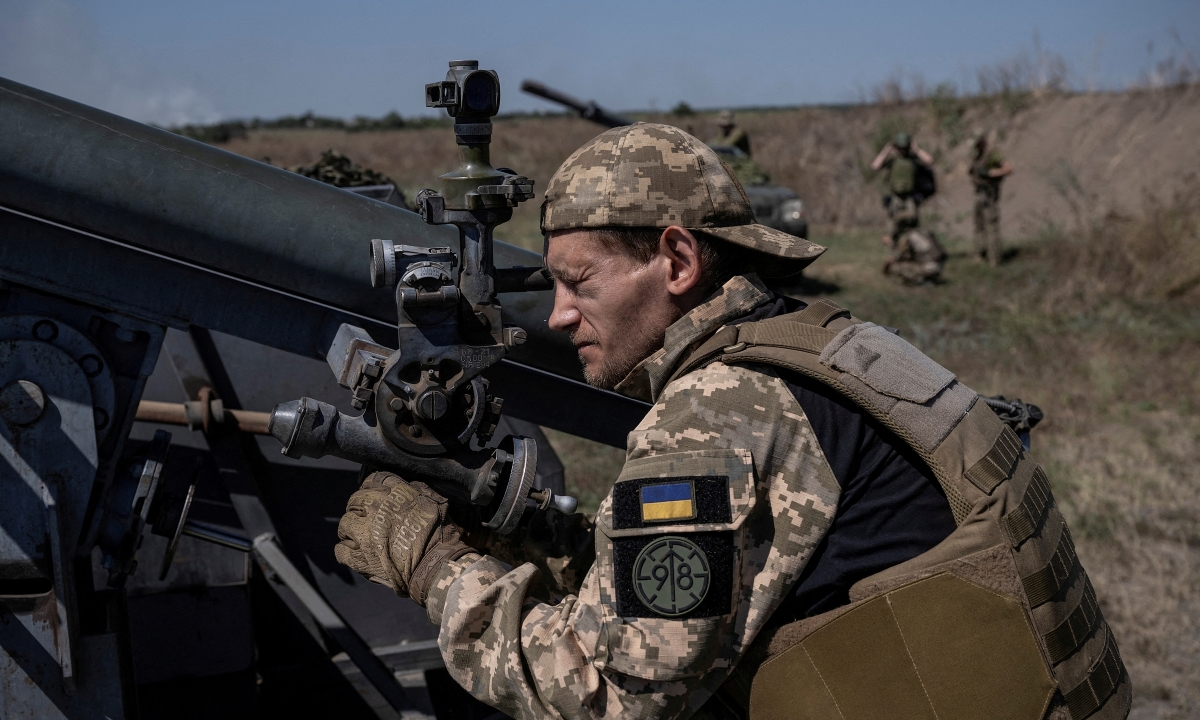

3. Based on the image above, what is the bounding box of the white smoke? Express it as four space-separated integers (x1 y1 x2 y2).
0 0 221 126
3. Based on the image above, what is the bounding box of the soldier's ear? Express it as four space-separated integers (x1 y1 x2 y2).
659 226 702 298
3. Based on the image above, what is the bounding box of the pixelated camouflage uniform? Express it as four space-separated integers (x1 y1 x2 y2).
886 227 947 284
539 123 821 275
425 274 840 720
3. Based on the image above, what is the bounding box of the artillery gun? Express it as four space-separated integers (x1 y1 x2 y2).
0 63 646 718
269 61 579 533
521 79 809 241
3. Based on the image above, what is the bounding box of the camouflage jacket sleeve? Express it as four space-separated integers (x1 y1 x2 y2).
424 362 841 720
454 505 596 603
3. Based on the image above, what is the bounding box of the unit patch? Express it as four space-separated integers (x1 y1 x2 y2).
612 531 734 618
632 536 711 616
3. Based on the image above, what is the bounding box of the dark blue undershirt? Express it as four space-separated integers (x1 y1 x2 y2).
731 297 956 625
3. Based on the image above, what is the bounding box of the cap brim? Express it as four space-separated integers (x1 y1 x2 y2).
700 224 826 278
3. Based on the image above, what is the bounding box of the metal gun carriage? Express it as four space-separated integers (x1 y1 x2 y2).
0 62 645 718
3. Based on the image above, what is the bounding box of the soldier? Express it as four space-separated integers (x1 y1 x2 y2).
970 128 1014 266
334 124 1129 719
870 132 935 246
883 226 947 284
709 109 751 157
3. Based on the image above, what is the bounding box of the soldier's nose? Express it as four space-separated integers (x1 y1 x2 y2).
548 291 581 332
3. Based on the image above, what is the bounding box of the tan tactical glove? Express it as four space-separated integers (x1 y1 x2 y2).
334 471 473 606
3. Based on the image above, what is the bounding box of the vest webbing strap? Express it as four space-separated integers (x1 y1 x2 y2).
1023 526 1079 607
1044 579 1101 664
789 298 851 328
1003 466 1052 547
1064 628 1125 719
712 347 973 526
964 425 1023 494
665 325 738 388
668 299 849 387
668 301 976 527
737 320 839 355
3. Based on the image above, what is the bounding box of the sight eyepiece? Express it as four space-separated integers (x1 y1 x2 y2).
425 60 501 121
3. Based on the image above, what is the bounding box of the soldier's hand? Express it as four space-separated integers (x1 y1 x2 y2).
334 471 473 605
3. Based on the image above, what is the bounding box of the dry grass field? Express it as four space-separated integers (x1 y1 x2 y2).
221 84 1200 252
215 88 1200 719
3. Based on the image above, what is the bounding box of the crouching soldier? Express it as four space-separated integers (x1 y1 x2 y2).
884 226 948 284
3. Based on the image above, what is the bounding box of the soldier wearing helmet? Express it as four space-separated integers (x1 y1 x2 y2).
335 124 1130 720
871 133 942 284
871 132 936 247
709 109 752 157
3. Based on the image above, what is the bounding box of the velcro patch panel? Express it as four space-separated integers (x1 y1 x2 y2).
611 476 732 530
612 531 734 618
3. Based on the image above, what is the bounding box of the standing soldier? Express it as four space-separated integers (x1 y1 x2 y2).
334 124 1130 720
970 128 1014 266
870 132 935 246
709 109 752 157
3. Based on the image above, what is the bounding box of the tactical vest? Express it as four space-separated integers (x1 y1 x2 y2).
888 155 917 196
672 299 1130 720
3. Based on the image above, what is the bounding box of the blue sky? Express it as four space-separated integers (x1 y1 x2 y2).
1 0 1197 126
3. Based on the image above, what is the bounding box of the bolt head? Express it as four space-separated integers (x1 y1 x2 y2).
416 389 449 421
505 327 527 346
0 380 47 426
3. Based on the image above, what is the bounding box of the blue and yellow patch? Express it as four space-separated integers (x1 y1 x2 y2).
611 475 730 530
640 481 696 523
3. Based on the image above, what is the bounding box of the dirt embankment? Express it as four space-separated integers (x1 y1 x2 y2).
220 86 1200 246
663 86 1200 239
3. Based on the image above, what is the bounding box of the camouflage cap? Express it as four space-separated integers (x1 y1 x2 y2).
541 123 824 271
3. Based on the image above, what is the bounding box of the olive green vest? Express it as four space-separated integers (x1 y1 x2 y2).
673 299 1130 720
888 155 917 196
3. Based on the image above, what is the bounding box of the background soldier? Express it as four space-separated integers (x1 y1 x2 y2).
334 124 1129 720
870 132 935 246
883 225 947 284
709 109 752 156
970 128 1014 266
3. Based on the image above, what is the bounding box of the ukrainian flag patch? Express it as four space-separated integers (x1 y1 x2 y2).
640 481 696 523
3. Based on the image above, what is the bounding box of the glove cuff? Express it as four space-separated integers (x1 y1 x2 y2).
409 540 473 607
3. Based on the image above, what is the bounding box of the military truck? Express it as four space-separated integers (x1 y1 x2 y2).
521 80 808 242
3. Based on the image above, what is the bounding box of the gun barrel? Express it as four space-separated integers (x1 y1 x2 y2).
520 79 633 129
0 75 647 446
520 80 587 113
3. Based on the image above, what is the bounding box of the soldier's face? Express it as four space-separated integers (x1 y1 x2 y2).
545 230 684 389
